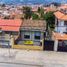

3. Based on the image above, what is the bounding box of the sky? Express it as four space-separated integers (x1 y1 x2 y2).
0 0 67 4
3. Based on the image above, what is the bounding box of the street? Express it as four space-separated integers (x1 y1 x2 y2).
0 63 40 67
0 48 67 67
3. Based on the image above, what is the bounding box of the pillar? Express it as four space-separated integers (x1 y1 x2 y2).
54 40 58 51
10 35 14 48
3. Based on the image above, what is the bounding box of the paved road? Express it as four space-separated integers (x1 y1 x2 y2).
0 63 40 67
0 62 66 67
0 48 67 67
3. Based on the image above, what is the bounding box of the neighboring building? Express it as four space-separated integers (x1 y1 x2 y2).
58 4 67 11
0 19 22 47
52 10 67 51
14 20 46 50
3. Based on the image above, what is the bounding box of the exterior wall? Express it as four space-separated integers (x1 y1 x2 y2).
20 31 44 46
55 19 67 33
0 31 18 47
54 40 58 51
0 40 10 46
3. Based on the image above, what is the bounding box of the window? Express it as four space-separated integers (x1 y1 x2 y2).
34 32 41 40
35 36 40 39
24 35 30 39
64 21 67 26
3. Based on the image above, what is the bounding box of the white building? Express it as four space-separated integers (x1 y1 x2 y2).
52 10 67 51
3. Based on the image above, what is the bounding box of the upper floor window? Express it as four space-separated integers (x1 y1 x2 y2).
64 21 67 26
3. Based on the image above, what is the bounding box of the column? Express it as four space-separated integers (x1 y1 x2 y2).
10 35 14 48
54 40 58 51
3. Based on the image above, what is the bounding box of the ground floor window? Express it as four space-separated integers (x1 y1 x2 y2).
24 35 30 39
34 32 41 40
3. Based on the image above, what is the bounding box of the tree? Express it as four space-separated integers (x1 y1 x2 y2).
1 4 5 7
23 6 32 19
32 13 39 20
38 7 41 13
37 7 44 19
43 11 55 29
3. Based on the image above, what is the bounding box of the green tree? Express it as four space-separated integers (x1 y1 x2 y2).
37 7 44 19
23 6 32 19
32 13 39 20
38 7 41 13
43 11 55 29
1 4 5 7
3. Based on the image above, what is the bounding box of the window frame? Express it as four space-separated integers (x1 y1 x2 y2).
34 32 41 40
24 34 30 39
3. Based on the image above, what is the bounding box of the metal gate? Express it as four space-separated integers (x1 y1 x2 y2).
44 40 54 51
58 40 67 52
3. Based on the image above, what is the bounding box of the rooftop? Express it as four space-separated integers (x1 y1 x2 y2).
0 19 22 31
21 20 46 32
52 32 67 40
54 11 67 21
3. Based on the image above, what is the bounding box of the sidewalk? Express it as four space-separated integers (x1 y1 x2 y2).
0 48 67 67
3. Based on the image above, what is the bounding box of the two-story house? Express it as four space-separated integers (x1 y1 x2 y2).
52 10 67 51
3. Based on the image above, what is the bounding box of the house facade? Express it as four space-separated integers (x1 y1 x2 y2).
52 10 67 51
14 20 46 50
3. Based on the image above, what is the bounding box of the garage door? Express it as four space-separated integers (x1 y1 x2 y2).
58 40 67 52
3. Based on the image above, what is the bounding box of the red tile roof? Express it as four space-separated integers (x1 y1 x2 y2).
54 11 67 21
0 19 22 31
52 32 67 40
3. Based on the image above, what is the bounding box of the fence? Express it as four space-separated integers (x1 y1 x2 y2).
44 40 54 51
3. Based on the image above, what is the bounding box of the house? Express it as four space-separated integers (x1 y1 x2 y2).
14 20 46 50
58 4 67 11
52 10 67 51
0 19 22 47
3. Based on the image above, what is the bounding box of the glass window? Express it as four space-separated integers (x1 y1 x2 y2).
24 35 30 39
34 32 41 40
64 21 67 25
